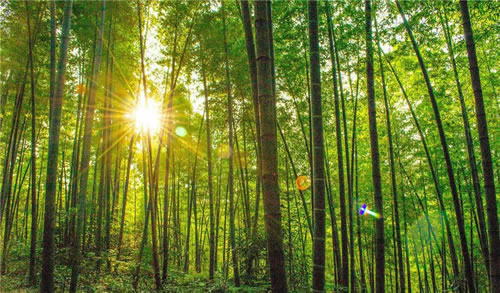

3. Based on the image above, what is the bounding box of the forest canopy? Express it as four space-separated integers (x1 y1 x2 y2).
0 0 498 292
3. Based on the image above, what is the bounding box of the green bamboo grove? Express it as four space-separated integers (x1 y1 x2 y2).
0 0 498 292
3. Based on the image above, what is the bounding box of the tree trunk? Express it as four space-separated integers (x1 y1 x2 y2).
199 39 215 280
325 3 348 289
132 142 153 290
222 0 240 286
238 1 263 276
331 17 356 289
307 1 326 292
103 14 114 271
365 1 384 292
374 16 404 293
41 0 73 291
116 135 134 262
324 139 341 285
162 19 178 281
277 122 313 238
254 0 288 291
25 0 38 285
184 177 193 273
183 115 204 273
285 158 293 287
459 2 500 291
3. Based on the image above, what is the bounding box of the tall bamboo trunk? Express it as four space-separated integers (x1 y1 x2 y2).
324 139 341 285
365 1 384 292
222 1 240 286
277 122 313 238
200 39 215 280
332 17 355 289
238 1 263 276
116 135 134 262
162 21 178 282
184 177 193 273
132 158 151 290
255 0 287 291
183 115 204 273
374 17 404 293
103 14 114 271
400 183 412 293
25 1 38 285
307 1 326 292
325 3 348 289
459 1 499 290
41 0 73 291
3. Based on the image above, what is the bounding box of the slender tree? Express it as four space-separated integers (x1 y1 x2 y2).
459 1 500 290
200 41 215 279
103 12 114 271
116 135 134 262
374 16 404 293
162 18 178 283
307 1 326 292
365 1 384 292
239 0 263 276
222 0 240 286
41 0 73 291
25 0 38 285
325 3 348 289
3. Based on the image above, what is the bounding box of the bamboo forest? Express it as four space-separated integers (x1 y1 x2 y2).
0 0 498 292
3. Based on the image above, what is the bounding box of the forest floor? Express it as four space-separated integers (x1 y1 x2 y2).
0 240 272 292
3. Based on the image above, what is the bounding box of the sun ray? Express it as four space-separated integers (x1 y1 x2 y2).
94 127 135 165
62 126 134 192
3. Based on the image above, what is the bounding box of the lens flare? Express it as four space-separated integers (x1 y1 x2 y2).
175 126 187 137
296 175 311 191
359 203 368 216
76 84 85 95
359 203 381 219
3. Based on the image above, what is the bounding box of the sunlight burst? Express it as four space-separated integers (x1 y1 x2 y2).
129 97 161 135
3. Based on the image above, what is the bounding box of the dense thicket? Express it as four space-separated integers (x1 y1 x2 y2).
0 0 498 292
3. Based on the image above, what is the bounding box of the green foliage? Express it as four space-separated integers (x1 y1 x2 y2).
0 0 498 292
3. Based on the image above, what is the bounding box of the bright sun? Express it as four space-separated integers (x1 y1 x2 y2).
130 97 161 135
